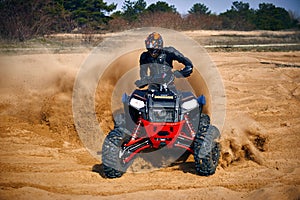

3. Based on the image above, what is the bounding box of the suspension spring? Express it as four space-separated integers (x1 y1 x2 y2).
184 114 196 137
131 116 142 140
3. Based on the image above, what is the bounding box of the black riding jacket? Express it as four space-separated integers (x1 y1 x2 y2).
139 46 193 79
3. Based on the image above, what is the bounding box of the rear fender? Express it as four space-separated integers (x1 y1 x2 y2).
197 95 206 113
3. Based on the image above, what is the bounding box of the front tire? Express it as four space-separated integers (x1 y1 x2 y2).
193 125 220 176
102 129 129 178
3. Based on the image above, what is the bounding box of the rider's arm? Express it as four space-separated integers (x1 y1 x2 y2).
165 47 193 77
139 52 149 79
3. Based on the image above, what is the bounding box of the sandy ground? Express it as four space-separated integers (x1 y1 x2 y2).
0 35 300 199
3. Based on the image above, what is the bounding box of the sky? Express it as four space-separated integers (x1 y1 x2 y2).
104 0 300 15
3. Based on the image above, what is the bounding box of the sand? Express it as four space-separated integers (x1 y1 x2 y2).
0 31 300 199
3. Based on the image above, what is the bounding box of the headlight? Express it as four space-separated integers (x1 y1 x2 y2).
129 98 145 109
152 109 167 118
149 108 174 122
182 99 198 111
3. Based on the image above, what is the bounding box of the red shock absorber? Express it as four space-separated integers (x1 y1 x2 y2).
184 114 196 137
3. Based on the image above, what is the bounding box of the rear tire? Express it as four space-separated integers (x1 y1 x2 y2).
193 125 220 176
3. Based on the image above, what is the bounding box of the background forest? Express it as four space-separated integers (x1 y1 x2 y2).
0 0 299 41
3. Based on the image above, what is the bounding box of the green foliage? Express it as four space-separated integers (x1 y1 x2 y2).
0 0 60 41
220 1 296 30
146 1 177 13
114 0 177 26
220 1 255 30
0 0 117 41
255 3 293 30
121 0 146 22
231 1 250 12
0 0 298 41
188 3 211 15
62 0 117 29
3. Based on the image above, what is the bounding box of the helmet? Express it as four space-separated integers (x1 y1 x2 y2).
145 32 163 57
145 32 163 49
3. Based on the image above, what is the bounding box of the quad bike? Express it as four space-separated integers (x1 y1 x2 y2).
102 69 221 178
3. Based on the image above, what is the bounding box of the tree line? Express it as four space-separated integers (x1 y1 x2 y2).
0 0 299 41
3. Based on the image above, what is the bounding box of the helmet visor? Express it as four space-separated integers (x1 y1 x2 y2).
147 48 161 57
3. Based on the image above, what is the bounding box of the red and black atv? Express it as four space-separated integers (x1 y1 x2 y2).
102 70 220 178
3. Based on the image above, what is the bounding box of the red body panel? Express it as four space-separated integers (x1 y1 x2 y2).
142 119 185 149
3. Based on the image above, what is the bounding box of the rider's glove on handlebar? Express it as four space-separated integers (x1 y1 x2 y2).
175 65 193 78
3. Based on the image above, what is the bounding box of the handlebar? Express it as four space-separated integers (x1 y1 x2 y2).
135 64 192 89
135 71 175 88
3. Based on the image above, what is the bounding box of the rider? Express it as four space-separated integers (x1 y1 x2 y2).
135 32 193 89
